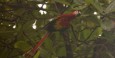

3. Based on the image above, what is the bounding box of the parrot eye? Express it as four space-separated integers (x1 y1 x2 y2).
77 10 81 16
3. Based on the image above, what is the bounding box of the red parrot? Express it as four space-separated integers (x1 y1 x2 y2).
23 10 80 58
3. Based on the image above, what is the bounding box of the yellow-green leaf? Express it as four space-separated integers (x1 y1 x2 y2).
14 41 32 52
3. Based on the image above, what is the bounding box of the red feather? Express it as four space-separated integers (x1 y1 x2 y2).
24 32 50 58
56 10 80 29
23 10 80 58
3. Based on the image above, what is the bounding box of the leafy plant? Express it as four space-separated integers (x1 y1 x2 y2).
0 0 115 58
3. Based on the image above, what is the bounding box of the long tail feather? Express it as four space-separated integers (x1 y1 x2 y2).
23 32 50 58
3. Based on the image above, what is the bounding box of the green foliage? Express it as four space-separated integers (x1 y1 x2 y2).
0 0 115 58
44 38 53 50
105 0 115 14
33 51 40 58
14 41 32 52
57 47 66 57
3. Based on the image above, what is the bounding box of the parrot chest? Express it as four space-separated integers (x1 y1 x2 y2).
54 18 70 30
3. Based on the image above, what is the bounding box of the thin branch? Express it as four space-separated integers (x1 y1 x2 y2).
22 31 35 47
70 25 77 40
70 25 89 45
84 27 98 42
54 2 61 14
30 12 40 21
73 27 98 46
61 31 73 58
79 27 87 32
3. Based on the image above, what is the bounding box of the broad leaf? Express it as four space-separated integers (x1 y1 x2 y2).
14 41 32 52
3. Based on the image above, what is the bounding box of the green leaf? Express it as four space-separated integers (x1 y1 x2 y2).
32 10 41 18
86 20 96 28
44 38 53 50
14 9 25 16
0 48 8 58
14 41 32 52
85 0 103 13
54 0 70 5
33 51 40 58
85 0 93 5
94 27 102 36
101 19 114 31
105 0 115 14
40 48 51 58
82 29 91 39
57 47 66 56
